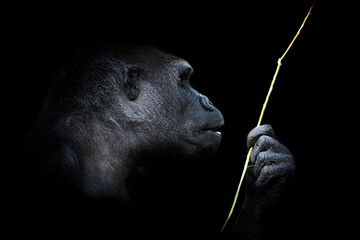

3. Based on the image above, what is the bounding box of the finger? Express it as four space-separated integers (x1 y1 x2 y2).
247 124 277 148
250 135 279 165
255 158 295 187
253 152 288 177
255 165 277 187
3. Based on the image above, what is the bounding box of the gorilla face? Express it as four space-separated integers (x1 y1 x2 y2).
115 46 224 159
170 61 224 157
31 45 224 199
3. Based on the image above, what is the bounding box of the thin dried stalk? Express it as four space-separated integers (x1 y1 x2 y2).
220 4 314 232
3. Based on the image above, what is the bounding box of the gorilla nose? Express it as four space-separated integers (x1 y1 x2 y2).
199 95 216 111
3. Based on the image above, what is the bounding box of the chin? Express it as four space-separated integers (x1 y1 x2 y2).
200 131 223 156
182 130 223 159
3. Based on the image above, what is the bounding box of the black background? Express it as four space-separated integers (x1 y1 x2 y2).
4 1 357 239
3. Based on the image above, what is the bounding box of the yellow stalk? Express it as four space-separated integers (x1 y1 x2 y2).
220 4 314 232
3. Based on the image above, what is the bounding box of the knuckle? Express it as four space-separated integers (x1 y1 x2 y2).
262 124 273 132
260 165 272 177
247 125 269 146
247 124 277 148
257 151 267 162
256 135 268 146
255 135 276 149
261 124 277 139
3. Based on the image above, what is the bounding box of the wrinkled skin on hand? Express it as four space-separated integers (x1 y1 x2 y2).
246 124 295 208
235 124 295 240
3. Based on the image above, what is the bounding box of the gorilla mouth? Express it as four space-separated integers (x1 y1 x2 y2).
194 123 223 156
203 126 222 135
201 124 223 136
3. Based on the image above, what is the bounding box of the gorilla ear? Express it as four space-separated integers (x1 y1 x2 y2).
124 67 140 101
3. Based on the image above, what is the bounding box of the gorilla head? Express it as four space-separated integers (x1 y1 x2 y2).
25 45 224 201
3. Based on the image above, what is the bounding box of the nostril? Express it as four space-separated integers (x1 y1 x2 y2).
200 95 216 111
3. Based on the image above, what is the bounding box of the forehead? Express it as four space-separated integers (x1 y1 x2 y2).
147 49 193 75
117 45 191 68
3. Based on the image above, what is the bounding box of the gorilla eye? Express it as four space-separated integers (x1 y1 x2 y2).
128 68 139 78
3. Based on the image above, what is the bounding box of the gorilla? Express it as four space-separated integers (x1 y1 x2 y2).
22 45 295 239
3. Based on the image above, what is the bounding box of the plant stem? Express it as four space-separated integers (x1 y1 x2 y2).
220 147 253 232
220 4 314 232
220 59 281 233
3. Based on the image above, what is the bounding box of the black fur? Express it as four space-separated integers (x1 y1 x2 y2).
22 45 294 239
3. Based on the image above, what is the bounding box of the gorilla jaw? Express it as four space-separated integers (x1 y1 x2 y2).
179 121 223 159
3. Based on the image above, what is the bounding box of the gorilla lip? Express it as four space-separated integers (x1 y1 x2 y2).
202 125 222 135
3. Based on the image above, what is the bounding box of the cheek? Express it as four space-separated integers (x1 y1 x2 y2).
134 86 183 133
123 85 166 122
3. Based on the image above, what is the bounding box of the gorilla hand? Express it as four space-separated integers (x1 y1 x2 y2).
245 124 295 209
234 124 295 239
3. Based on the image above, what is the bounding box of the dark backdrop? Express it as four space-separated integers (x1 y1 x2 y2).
5 1 356 239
